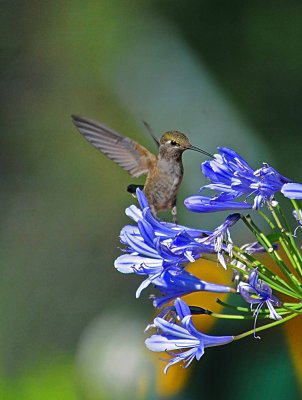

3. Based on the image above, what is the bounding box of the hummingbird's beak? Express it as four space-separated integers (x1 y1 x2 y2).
189 145 215 159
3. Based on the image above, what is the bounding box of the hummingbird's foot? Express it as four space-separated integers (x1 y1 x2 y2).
127 184 144 198
171 206 178 224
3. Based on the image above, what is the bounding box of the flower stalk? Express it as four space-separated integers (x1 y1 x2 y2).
234 312 300 341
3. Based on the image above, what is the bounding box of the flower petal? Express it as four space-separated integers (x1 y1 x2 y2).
281 183 302 200
184 195 252 213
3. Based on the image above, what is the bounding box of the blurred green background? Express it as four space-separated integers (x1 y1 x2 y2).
1 1 301 399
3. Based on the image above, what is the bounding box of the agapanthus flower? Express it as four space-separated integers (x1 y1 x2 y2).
184 195 252 213
125 189 210 238
185 147 291 212
152 269 234 308
198 213 240 269
145 298 234 373
238 269 282 336
115 228 194 298
115 189 235 298
115 218 208 295
281 182 302 200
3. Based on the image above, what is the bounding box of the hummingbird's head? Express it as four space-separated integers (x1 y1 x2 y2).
160 131 191 152
159 131 214 159
159 131 191 159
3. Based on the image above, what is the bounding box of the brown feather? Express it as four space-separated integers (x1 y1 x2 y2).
71 115 156 178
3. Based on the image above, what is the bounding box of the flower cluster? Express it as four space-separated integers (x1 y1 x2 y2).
185 147 293 212
115 147 302 373
115 189 235 306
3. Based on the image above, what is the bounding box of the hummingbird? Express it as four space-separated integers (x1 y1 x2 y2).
71 115 214 222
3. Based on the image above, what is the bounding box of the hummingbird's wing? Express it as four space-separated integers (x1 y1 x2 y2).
71 115 156 178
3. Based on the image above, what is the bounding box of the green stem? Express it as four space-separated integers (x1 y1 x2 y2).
211 313 248 320
231 251 300 299
258 210 300 274
241 215 302 295
281 304 302 314
271 204 302 277
234 312 299 341
210 310 291 320
291 199 302 215
279 237 302 280
216 298 302 314
258 210 275 230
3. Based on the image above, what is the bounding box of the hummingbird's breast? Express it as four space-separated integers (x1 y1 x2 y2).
144 157 184 213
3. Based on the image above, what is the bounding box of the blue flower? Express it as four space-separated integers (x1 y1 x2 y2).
184 195 252 213
116 221 205 268
152 269 234 308
198 213 241 269
126 189 210 238
115 190 213 297
185 148 291 212
281 182 302 200
115 229 191 298
145 298 234 373
250 164 291 209
201 147 254 199
115 189 237 299
238 269 282 336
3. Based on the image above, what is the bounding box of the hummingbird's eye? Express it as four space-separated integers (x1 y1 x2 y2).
170 140 178 146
